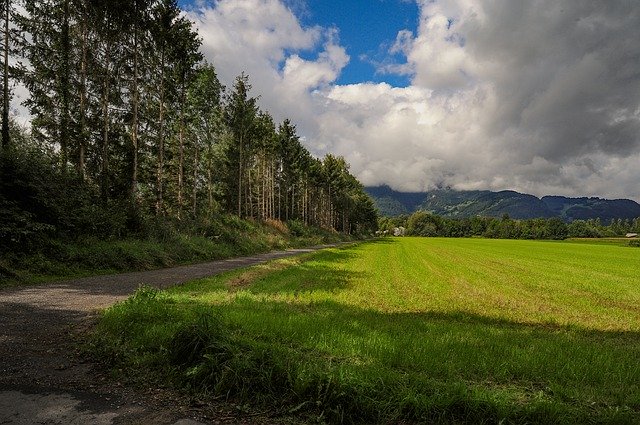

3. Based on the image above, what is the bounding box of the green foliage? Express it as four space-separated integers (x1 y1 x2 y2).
1 208 354 286
629 240 640 247
407 211 441 236
567 219 602 238
390 210 634 241
0 144 138 254
287 219 307 237
544 217 569 240
4 2 378 242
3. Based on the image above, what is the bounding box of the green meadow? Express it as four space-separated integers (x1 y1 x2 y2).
94 238 640 424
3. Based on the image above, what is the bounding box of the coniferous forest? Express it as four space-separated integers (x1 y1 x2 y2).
0 0 378 267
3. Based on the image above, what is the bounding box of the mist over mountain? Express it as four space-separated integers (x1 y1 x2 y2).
365 186 640 223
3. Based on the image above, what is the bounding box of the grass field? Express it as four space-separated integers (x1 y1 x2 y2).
93 238 640 423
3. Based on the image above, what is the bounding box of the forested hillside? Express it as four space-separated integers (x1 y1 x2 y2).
367 185 640 223
0 1 376 282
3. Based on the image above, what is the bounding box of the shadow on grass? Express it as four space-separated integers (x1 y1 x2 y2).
98 289 640 424
183 297 640 423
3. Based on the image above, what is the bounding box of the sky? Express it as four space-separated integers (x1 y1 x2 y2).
180 0 640 200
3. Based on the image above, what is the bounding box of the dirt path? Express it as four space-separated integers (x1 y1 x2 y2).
0 246 336 424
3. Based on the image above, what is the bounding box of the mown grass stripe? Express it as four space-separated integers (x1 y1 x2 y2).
93 238 640 423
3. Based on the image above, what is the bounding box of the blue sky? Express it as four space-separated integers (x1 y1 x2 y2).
180 0 419 87
180 0 640 201
292 0 418 86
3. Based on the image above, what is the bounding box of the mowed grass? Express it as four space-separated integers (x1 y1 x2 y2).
94 238 640 423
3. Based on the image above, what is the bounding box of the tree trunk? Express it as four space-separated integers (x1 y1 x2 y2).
101 42 111 200
2 0 10 148
78 7 88 177
156 46 166 215
130 9 139 199
59 0 70 168
207 139 214 213
177 80 186 217
192 143 198 216
237 133 243 217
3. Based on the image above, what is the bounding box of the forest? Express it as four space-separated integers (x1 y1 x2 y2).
380 211 640 240
0 0 378 261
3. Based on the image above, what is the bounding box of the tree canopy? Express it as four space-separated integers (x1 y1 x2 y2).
0 0 377 244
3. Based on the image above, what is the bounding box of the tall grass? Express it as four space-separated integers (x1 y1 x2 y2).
91 238 640 423
1 216 349 286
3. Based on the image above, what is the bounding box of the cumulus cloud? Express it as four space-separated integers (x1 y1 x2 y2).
186 0 347 136
188 0 640 201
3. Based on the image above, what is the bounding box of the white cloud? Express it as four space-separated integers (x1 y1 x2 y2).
187 0 348 137
188 0 640 201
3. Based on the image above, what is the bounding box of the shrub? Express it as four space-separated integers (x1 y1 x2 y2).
287 219 308 237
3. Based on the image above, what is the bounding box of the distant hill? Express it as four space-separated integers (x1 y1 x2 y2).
365 186 640 222
541 196 640 223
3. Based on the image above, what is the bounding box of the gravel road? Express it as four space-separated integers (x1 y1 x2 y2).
0 246 335 424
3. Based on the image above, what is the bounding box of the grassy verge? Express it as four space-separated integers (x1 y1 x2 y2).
0 216 351 288
89 238 640 424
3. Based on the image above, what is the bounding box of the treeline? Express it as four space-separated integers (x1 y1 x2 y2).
0 0 377 248
380 211 640 240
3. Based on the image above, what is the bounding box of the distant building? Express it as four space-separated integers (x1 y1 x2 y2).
394 226 406 237
625 233 638 238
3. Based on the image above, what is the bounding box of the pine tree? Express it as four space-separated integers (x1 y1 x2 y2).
186 62 223 215
169 11 201 216
223 73 258 217
19 0 77 166
0 0 16 148
148 0 182 214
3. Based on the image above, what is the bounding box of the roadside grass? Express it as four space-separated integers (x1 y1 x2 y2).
0 217 349 288
91 238 640 423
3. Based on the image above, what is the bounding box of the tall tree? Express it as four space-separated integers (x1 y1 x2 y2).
127 0 149 199
148 0 182 214
186 62 223 215
169 11 201 215
223 73 257 217
1 0 12 147
20 0 75 166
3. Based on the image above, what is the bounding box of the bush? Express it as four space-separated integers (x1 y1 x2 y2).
287 219 308 237
0 146 137 254
629 240 640 247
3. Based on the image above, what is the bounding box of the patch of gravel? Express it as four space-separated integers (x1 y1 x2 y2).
0 246 335 424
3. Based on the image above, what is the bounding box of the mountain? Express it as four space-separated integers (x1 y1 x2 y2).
541 196 640 222
365 185 640 222
420 189 555 219
364 186 425 214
